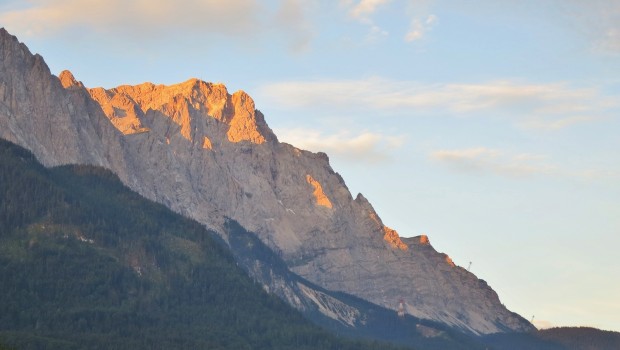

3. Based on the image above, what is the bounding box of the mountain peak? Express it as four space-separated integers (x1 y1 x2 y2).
58 70 84 90
227 89 269 144
0 27 534 336
419 234 430 245
0 27 19 47
0 27 11 40
86 78 275 145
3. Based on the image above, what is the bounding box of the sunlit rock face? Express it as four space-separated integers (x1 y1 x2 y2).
383 226 408 251
0 28 533 335
87 78 273 145
306 174 333 208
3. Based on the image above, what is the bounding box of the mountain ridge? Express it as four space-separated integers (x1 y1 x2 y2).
3 136 620 349
0 138 413 350
0 27 532 335
85 74 276 145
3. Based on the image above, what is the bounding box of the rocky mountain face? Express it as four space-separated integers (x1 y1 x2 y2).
0 28 533 335
0 139 414 350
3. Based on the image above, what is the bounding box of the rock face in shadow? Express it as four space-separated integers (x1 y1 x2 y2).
0 28 533 335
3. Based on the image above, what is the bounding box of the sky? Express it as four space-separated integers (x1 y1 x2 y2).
1 0 619 332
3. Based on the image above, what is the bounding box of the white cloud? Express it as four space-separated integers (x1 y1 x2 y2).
340 0 391 42
430 148 557 178
258 78 616 130
432 148 501 161
429 147 620 181
366 25 389 43
426 13 438 25
558 0 620 55
274 0 315 53
404 20 423 42
518 115 599 130
275 128 405 163
347 0 391 21
596 27 620 53
405 14 437 42
0 0 324 55
0 0 262 41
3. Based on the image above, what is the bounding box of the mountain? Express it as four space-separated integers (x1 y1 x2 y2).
0 138 410 350
6 135 615 350
0 27 531 335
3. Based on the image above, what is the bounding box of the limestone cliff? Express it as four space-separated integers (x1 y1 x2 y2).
88 78 274 145
0 29 125 170
0 28 533 335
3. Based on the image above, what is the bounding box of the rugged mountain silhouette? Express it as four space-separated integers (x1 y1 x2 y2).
0 138 413 350
0 27 533 336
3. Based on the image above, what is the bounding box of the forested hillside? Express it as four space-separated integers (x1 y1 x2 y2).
0 138 405 350
4 138 619 350
537 327 620 350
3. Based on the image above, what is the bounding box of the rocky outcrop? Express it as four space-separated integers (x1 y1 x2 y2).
88 84 150 135
383 226 408 251
0 28 533 335
306 174 333 208
87 78 275 145
0 29 127 172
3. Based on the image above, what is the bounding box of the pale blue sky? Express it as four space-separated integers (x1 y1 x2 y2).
2 0 619 332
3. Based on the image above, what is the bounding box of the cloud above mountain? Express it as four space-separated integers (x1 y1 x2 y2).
275 127 405 163
0 0 314 53
430 148 556 178
0 0 261 39
258 78 616 130
430 147 619 181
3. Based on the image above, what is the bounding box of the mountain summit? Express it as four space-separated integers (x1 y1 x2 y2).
87 77 275 144
0 28 532 335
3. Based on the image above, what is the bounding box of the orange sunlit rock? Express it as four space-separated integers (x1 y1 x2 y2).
226 90 266 144
368 213 407 251
202 136 213 150
86 78 269 144
58 70 83 89
306 174 332 208
88 87 150 135
445 255 455 267
419 234 430 245
383 226 408 251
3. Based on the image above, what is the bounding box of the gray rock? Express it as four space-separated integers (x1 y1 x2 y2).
0 28 533 335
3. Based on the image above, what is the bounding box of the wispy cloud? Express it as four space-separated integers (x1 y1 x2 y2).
275 128 405 163
405 14 437 42
258 78 616 130
0 0 263 40
430 147 620 181
274 0 315 53
341 0 391 42
430 147 557 178
518 115 599 130
366 24 389 43
598 28 620 53
345 0 391 21
0 0 324 54
559 1 620 55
